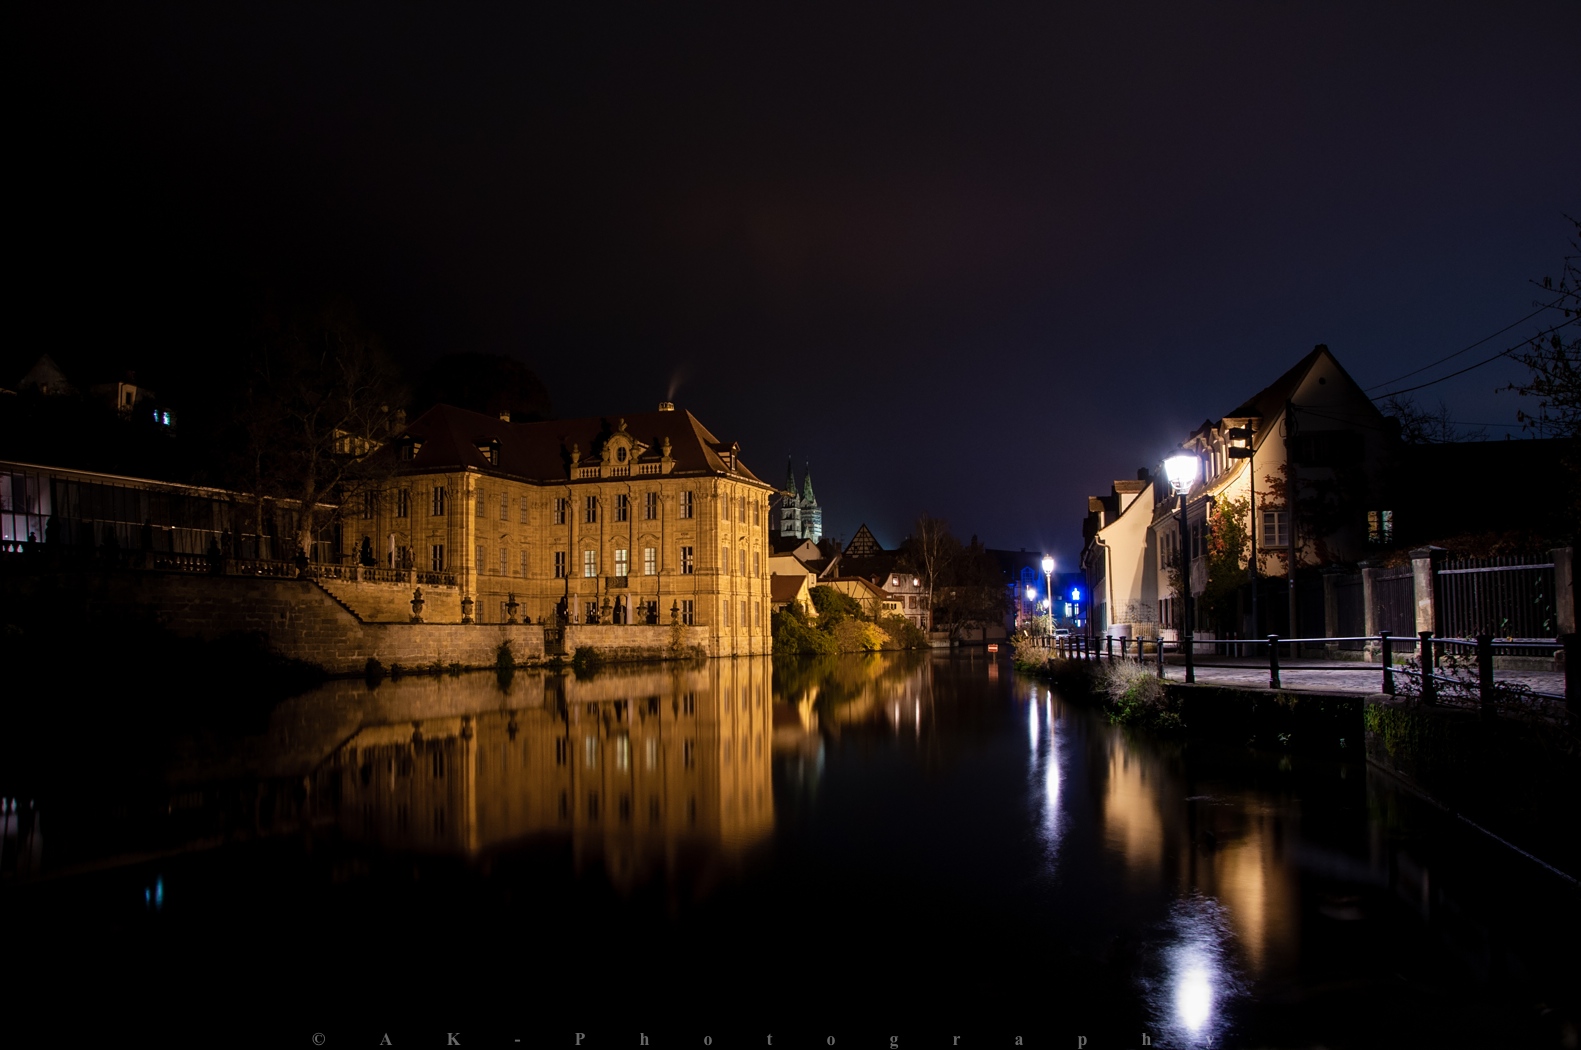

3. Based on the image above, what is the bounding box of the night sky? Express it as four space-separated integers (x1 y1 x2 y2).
14 3 1579 564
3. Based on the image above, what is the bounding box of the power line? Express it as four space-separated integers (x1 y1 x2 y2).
1362 292 1569 392
1367 316 1579 401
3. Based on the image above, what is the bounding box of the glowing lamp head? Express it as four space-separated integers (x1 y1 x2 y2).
1041 555 1054 575
1026 587 1037 601
1164 453 1200 495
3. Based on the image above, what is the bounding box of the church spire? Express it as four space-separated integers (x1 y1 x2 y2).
786 456 797 493
801 462 815 502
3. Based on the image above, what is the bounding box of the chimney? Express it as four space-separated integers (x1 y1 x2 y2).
658 401 675 412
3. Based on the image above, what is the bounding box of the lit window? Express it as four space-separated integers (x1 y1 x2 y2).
643 547 656 575
583 550 597 578
1367 509 1394 545
615 548 629 578
1262 510 1289 548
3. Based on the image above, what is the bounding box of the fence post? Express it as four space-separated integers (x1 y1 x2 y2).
1157 635 1166 679
1185 629 1195 684
1360 561 1380 662
1380 632 1393 694
1477 634 1495 720
1107 635 1114 661
1555 547 1575 714
1322 569 1341 656
1268 634 1280 689
1419 631 1436 704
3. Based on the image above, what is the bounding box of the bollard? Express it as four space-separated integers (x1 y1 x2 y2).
1477 634 1495 719
1107 635 1114 661
1120 636 1129 660
1419 631 1436 704
1268 634 1281 689
1380 632 1393 694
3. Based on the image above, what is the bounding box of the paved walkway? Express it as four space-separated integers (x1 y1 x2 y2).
1134 657 1567 697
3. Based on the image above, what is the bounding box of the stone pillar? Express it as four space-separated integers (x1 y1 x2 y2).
1322 568 1340 652
1410 546 1443 636
1360 561 1379 661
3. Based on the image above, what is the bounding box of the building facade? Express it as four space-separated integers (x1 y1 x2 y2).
356 403 774 657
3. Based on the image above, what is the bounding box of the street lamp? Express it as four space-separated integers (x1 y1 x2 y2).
1164 452 1200 683
1226 425 1257 635
1041 555 1055 635
1025 586 1037 630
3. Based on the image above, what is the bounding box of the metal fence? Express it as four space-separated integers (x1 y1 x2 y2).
1436 556 1556 643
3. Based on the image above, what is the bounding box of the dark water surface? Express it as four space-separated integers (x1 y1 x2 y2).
4 652 1577 1047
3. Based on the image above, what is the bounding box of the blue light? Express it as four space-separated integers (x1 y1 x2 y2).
1070 587 1081 601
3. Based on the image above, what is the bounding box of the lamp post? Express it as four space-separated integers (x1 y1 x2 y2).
1226 425 1257 636
1041 555 1055 636
1164 452 1201 684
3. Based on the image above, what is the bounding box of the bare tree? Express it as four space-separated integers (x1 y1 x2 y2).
1506 216 1581 439
1382 395 1487 444
237 298 406 563
903 513 960 632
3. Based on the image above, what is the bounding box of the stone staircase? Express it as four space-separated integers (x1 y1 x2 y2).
315 577 462 623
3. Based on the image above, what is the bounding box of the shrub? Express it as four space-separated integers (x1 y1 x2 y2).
1099 659 1182 732
571 646 604 674
364 657 386 683
496 640 516 672
831 618 886 652
810 585 865 623
772 610 838 654
879 615 928 649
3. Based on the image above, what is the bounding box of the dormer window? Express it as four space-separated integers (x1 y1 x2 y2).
476 440 500 466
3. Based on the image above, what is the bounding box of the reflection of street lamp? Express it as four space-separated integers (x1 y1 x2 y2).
1041 555 1055 634
1164 452 1200 683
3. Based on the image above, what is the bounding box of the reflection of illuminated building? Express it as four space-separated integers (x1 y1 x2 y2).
318 659 774 889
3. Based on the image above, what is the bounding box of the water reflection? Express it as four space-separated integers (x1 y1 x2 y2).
320 661 774 888
2 651 1574 1042
1146 894 1243 1048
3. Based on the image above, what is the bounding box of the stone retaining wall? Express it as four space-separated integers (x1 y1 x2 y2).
6 569 544 675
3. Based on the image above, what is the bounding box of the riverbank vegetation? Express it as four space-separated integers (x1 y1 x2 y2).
771 584 929 654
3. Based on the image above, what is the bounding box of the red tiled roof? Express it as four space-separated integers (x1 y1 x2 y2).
386 404 768 485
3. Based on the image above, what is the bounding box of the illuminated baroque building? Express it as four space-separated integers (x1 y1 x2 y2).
354 402 773 656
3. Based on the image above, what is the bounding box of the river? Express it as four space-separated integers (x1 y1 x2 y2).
3 652 1576 1046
